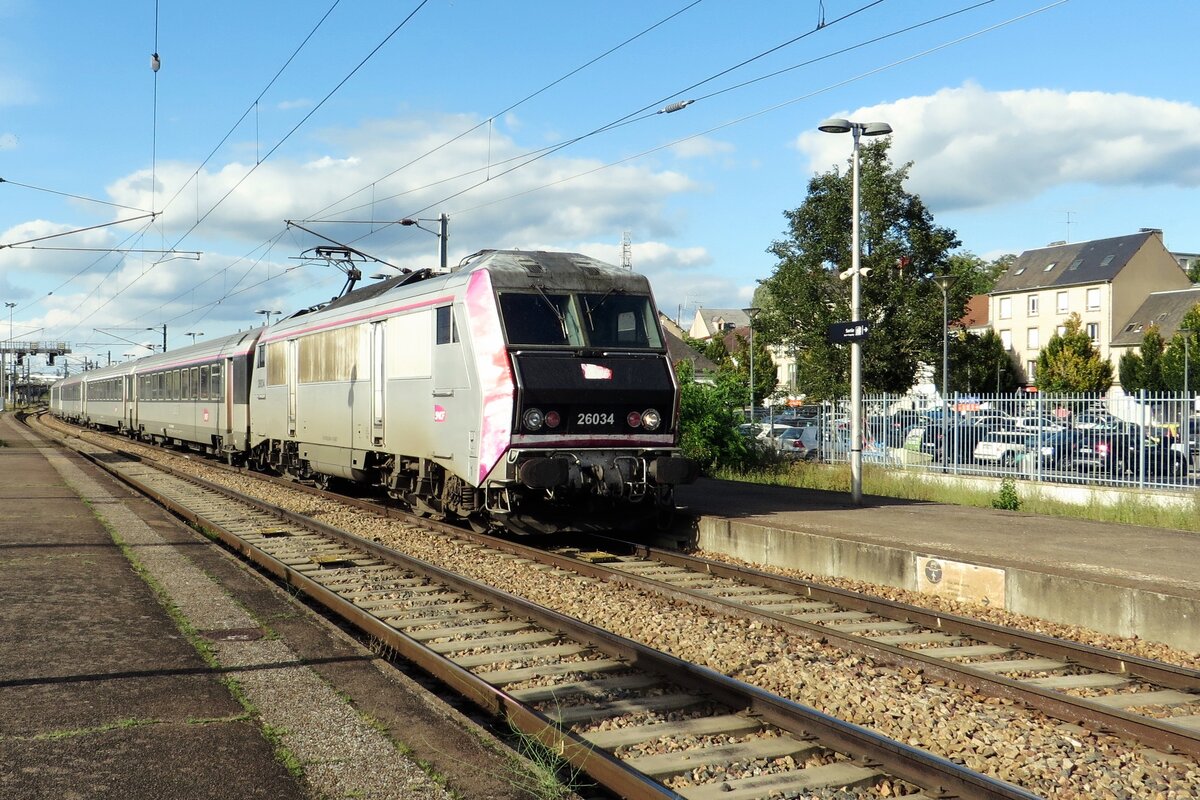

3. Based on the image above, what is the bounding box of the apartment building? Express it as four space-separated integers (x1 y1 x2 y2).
989 230 1191 385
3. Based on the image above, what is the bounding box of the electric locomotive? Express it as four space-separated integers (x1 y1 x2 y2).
51 249 697 532
246 249 695 531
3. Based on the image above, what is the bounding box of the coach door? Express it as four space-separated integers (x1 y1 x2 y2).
287 339 298 437
371 322 385 444
126 374 135 429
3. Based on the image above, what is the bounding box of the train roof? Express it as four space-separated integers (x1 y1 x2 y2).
53 329 263 388
131 329 263 372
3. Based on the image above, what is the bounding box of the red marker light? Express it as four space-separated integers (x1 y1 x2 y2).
626 411 642 428
545 410 561 428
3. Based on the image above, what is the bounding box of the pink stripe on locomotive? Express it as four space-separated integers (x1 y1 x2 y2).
465 269 514 483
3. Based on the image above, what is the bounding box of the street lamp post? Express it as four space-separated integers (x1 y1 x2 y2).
934 274 958 469
743 307 762 420
256 309 282 327
185 332 204 346
5 301 15 407
818 117 892 504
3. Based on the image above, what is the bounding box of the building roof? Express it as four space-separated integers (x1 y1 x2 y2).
1110 287 1200 347
991 230 1159 293
662 326 720 374
956 294 990 329
692 307 752 338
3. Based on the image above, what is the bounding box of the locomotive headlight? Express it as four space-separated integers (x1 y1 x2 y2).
522 408 545 431
641 408 662 430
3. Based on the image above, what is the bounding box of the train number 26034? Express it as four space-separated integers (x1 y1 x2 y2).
576 411 614 426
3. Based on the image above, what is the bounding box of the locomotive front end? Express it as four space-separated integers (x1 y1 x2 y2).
475 251 696 531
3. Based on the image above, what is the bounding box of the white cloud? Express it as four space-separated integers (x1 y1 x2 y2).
277 98 312 111
796 83 1200 212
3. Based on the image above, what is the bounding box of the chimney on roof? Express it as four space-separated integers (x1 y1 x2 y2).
1046 240 1066 247
1140 227 1164 238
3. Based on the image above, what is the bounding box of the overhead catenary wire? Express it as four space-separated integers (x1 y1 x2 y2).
305 0 709 224
84 0 432 332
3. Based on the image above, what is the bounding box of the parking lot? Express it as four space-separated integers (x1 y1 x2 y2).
746 393 1200 491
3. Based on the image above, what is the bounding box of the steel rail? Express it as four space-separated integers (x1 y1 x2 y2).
38 415 1200 760
30 414 1040 800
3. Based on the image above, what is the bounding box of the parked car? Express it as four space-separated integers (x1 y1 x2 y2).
1069 431 1189 478
771 425 820 460
1026 429 1082 470
737 423 794 442
922 423 998 464
1072 413 1124 431
973 430 1038 466
1013 415 1067 433
869 411 928 448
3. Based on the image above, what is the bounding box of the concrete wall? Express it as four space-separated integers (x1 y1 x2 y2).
693 513 1200 652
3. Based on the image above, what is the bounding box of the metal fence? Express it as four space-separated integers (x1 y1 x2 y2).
768 391 1200 491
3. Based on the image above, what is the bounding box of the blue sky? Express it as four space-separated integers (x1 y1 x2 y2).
3 0 1199 372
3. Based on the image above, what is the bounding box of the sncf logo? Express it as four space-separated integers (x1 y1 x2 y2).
433 405 447 423
581 363 613 380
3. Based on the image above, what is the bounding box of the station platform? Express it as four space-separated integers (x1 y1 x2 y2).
673 478 1200 653
0 414 526 800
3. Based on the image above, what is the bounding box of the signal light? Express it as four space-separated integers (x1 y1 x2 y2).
544 410 561 429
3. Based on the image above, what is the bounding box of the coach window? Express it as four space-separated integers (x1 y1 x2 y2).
191 367 200 399
256 344 266 368
211 362 223 399
172 370 182 400
200 366 210 400
435 305 459 344
182 368 192 399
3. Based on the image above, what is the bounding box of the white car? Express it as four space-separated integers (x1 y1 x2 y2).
973 430 1037 466
772 425 820 460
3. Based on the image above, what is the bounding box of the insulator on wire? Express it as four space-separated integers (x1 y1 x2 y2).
151 53 161 72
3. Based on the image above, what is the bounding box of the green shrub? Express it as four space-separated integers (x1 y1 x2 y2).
992 478 1021 511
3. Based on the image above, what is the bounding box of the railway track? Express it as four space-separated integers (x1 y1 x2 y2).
30 414 1040 799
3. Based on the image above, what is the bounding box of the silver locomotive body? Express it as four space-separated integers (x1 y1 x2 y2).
53 250 695 531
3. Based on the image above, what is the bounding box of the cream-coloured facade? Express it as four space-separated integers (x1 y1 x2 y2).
989 230 1192 386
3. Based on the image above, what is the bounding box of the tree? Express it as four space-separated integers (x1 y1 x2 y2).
1187 260 1200 284
1035 313 1113 392
945 252 1014 297
1162 304 1200 391
1121 325 1167 392
933 329 1020 394
724 330 777 408
758 139 962 400
674 360 750 473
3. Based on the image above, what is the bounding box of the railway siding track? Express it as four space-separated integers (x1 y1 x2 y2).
32 416 1040 800
532 537 1200 762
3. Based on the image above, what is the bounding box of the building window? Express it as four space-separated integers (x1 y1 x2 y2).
1028 295 1039 315
1027 328 1040 349
1026 360 1037 381
1086 322 1099 341
1056 291 1068 313
999 297 1011 320
1086 287 1100 310
1056 326 1066 337
1043 261 1057 272
999 330 1012 351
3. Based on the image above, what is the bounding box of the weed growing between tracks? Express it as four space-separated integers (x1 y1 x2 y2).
502 718 592 800
721 461 1200 532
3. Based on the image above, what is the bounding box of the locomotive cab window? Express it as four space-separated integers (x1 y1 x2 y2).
498 292 583 347
435 305 459 344
580 293 662 349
